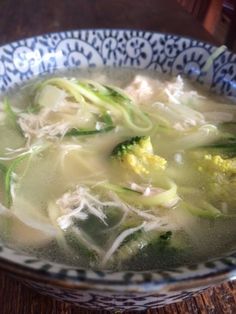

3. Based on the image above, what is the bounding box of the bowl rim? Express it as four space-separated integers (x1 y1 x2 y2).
0 28 236 293
0 251 236 293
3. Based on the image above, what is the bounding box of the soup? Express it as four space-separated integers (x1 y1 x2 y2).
0 68 236 271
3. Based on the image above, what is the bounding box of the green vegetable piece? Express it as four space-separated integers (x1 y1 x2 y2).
120 230 189 271
3 98 17 125
101 180 178 208
39 78 152 132
76 81 152 132
105 85 132 104
110 229 155 266
77 81 132 107
199 138 236 155
64 231 98 263
65 113 115 136
65 125 114 136
110 229 177 270
201 45 227 74
111 136 167 175
193 152 236 209
181 201 222 219
5 154 29 207
111 136 145 157
159 231 172 241
102 112 114 125
27 103 41 114
3 98 22 134
0 163 7 175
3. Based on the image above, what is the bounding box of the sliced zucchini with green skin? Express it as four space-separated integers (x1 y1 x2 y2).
181 200 236 220
76 81 152 132
65 112 115 136
101 181 178 208
123 231 189 271
5 154 29 207
64 227 101 267
181 201 222 219
39 78 152 132
198 138 236 155
65 125 115 136
3 143 51 207
0 163 7 175
27 102 41 114
108 230 174 269
3 98 23 135
76 81 133 108
110 230 158 266
38 78 85 103
0 163 7 204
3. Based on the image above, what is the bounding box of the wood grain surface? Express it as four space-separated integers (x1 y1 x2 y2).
0 0 235 313
1 270 236 314
0 0 217 44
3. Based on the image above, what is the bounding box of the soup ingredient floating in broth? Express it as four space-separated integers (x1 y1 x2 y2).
111 136 167 175
0 71 236 271
18 77 153 143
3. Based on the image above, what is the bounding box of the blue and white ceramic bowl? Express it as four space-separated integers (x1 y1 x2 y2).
0 29 236 311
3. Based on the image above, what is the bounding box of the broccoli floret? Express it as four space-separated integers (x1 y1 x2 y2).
197 154 236 207
198 154 236 174
111 136 167 175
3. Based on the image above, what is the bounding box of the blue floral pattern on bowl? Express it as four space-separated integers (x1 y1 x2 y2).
0 29 236 311
1 30 236 96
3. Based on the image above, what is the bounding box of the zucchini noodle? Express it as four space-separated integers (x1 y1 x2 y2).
201 45 227 74
39 78 153 133
101 179 179 208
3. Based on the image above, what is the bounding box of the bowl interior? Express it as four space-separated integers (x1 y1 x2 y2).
1 29 236 292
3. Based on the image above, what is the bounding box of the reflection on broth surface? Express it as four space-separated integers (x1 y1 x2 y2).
0 68 236 271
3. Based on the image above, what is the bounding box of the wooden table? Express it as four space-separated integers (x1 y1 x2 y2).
0 0 235 313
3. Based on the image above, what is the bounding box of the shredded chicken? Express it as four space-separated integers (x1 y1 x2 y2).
18 112 70 141
125 75 166 104
165 75 184 104
56 186 118 230
18 84 83 141
101 218 175 266
126 75 207 131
